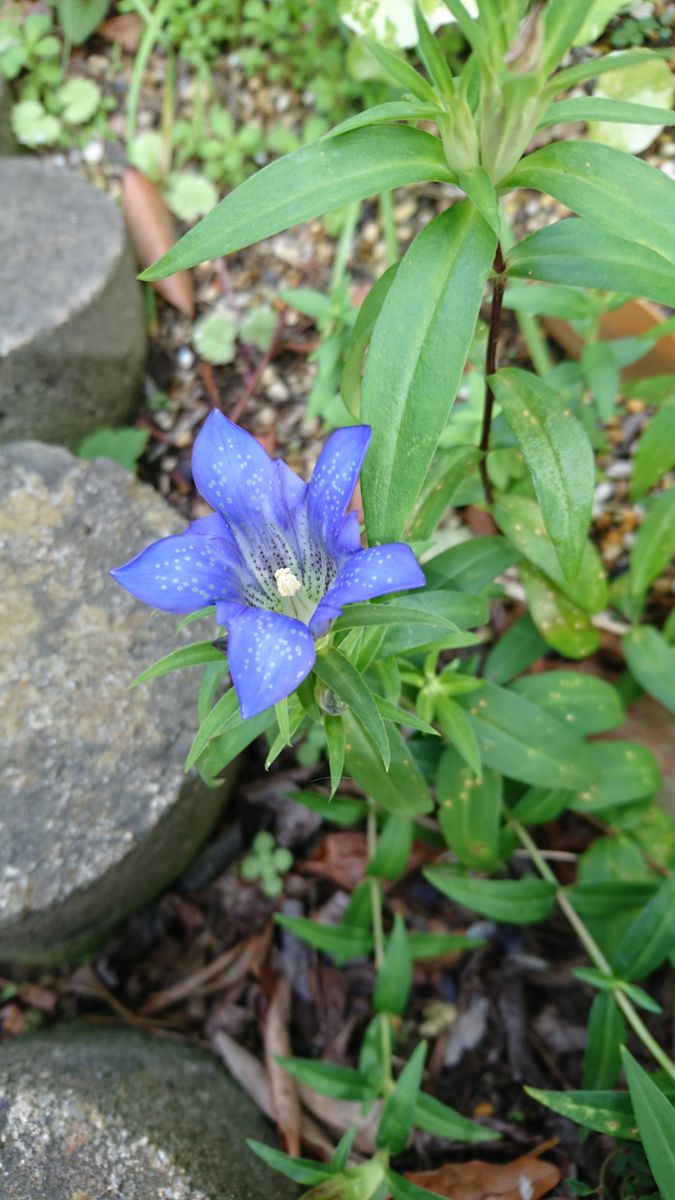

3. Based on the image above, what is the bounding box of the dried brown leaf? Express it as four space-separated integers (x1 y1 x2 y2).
299 832 369 890
211 1029 335 1160
265 976 301 1157
405 1153 561 1200
121 168 194 317
98 13 143 52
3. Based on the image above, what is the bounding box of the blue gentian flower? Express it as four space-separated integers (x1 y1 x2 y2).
112 411 425 718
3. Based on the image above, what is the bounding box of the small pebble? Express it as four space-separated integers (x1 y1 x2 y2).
176 346 195 371
606 459 633 480
592 481 613 515
267 380 290 403
81 140 104 166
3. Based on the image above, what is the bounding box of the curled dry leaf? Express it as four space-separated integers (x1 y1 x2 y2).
405 1153 561 1200
122 168 195 317
98 13 144 53
264 976 301 1158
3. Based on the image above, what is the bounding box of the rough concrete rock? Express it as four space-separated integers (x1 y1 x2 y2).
0 442 230 963
0 1025 297 1200
0 159 145 446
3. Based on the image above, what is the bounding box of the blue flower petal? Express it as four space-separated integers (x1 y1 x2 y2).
192 410 296 532
328 511 362 558
309 544 425 637
306 426 371 543
226 609 316 719
111 520 241 614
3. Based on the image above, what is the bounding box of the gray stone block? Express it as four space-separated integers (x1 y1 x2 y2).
0 443 231 964
0 1025 297 1199
0 159 145 446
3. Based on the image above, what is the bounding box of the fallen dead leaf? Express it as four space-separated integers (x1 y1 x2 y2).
98 13 143 52
265 976 301 1157
405 1153 561 1200
299 832 369 890
211 1029 335 1161
122 168 194 317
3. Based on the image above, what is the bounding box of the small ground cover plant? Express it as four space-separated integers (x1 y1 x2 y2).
116 1 675 1195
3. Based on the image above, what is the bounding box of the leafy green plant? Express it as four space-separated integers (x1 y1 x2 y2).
124 1 675 1194
192 302 277 365
241 831 294 898
78 427 150 473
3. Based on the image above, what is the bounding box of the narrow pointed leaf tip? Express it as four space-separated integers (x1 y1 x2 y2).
112 411 425 718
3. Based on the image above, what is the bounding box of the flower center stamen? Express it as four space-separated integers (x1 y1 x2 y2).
275 567 302 597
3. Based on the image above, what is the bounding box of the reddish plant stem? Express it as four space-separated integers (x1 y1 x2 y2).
478 243 506 506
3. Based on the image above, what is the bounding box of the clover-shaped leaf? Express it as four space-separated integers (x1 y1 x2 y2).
11 100 60 147
57 77 102 125
165 172 219 222
192 310 238 365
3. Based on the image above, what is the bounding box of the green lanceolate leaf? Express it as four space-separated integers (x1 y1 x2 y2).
315 645 390 769
344 716 434 816
425 869 557 924
408 445 482 541
141 126 454 278
582 991 626 1090
622 1049 675 1200
507 219 675 308
541 0 596 73
491 367 594 579
457 681 597 790
362 202 496 544
374 914 413 1015
542 96 675 129
131 640 225 686
425 536 518 592
631 397 675 499
458 166 501 236
615 875 675 982
386 1169 446 1200
275 914 373 965
511 787 571 825
568 741 661 814
362 37 440 104
277 1057 377 1102
185 688 239 770
505 140 675 266
414 1091 497 1143
494 494 607 614
567 881 658 919
436 697 482 778
436 747 501 869
573 967 661 1014
630 489 675 599
548 48 675 96
519 561 600 659
414 4 454 99
483 614 547 686
56 0 109 43
375 695 439 737
287 790 367 826
334 602 459 634
327 101 444 140
377 1040 428 1154
325 715 346 797
373 592 488 660
409 932 487 959
341 262 400 415
512 671 624 735
526 1087 640 1141
623 626 675 714
247 1141 334 1185
368 814 414 879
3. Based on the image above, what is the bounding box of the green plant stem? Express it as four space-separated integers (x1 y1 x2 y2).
125 0 174 157
478 242 506 506
510 816 675 1084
